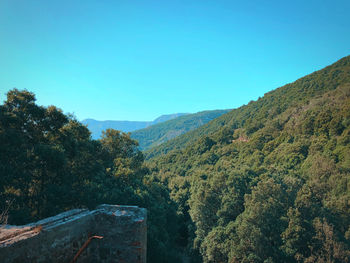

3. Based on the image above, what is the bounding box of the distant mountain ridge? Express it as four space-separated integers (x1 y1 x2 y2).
82 113 188 139
131 109 230 151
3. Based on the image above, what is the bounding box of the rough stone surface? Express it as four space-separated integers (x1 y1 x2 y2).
0 205 147 263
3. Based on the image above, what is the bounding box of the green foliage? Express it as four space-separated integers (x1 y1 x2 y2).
146 55 350 262
0 89 180 263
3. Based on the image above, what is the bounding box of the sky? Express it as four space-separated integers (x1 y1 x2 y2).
0 0 349 121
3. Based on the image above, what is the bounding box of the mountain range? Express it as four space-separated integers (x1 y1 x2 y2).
83 110 230 150
82 113 188 139
130 109 230 150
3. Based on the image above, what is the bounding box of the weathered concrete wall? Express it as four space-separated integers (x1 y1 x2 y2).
0 205 147 263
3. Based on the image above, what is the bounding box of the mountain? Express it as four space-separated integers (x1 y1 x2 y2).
151 113 188 124
82 113 188 139
145 56 350 159
147 55 350 262
131 109 230 151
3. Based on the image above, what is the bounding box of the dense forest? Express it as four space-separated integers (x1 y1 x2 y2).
1 55 350 262
0 90 181 262
147 55 350 262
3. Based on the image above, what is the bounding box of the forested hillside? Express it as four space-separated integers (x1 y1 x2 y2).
145 56 350 160
147 55 350 262
131 110 230 151
83 113 187 139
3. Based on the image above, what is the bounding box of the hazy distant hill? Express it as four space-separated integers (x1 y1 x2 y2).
131 110 230 151
82 113 188 139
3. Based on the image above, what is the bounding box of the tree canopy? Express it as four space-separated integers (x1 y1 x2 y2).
146 55 350 262
0 89 180 262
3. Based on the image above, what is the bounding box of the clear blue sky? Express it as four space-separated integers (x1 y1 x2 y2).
1 0 349 121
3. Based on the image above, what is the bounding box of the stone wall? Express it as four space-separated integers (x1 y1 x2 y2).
0 205 147 263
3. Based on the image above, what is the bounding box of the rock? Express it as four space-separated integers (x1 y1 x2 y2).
0 205 147 263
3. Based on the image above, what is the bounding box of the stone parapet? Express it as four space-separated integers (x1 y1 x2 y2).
0 205 147 263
